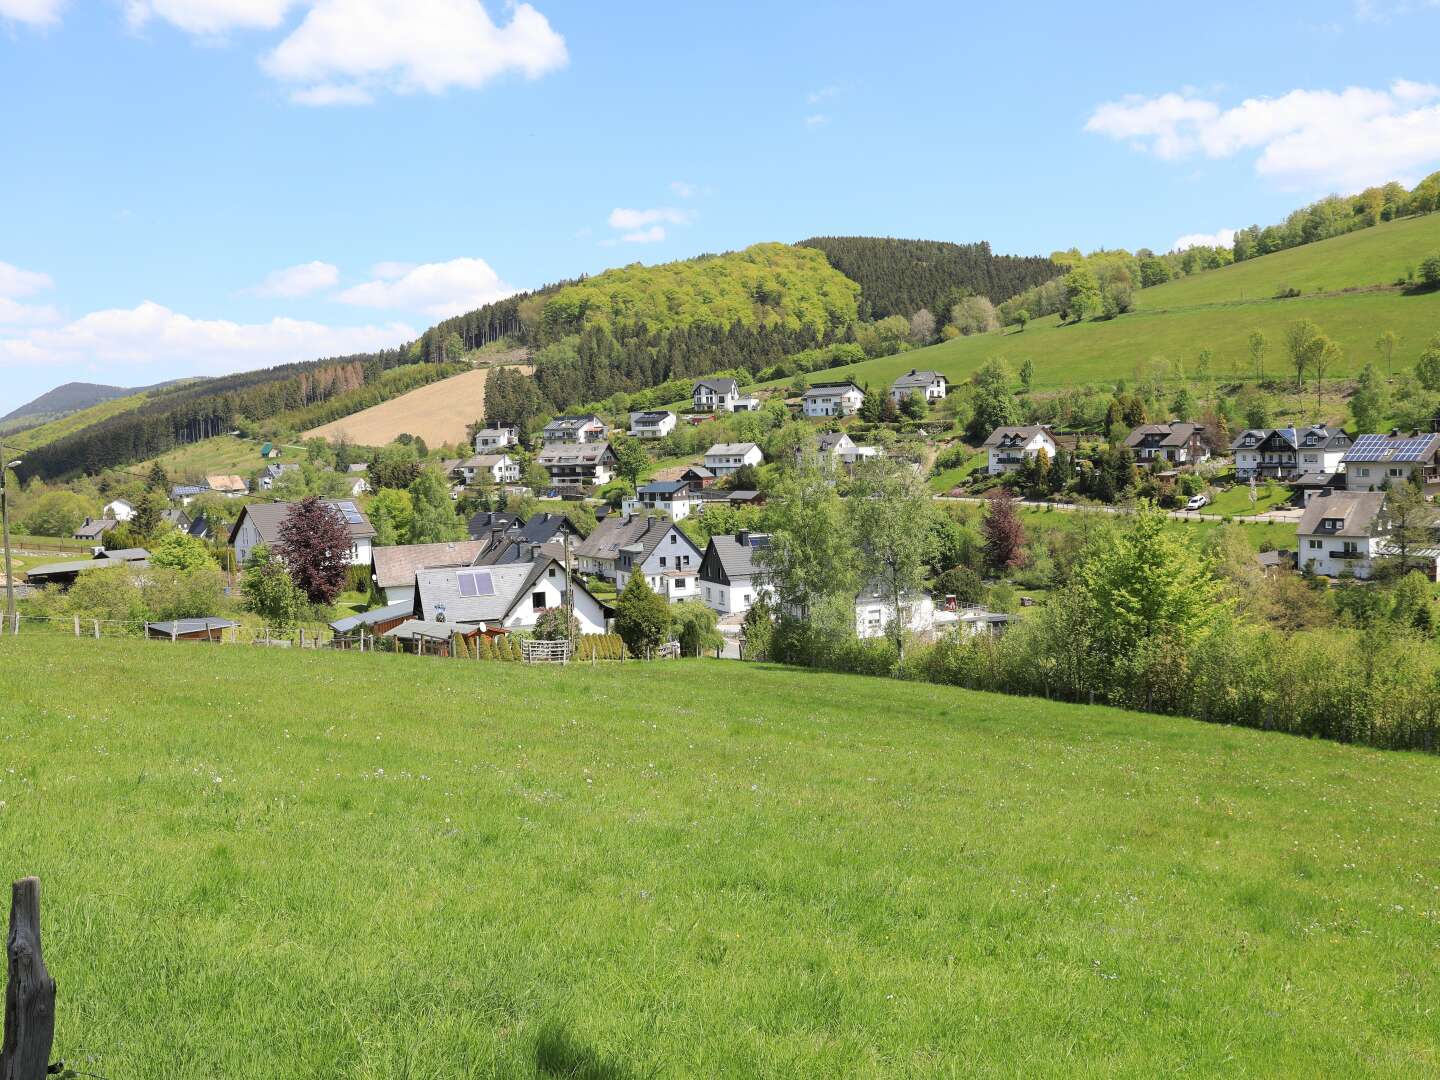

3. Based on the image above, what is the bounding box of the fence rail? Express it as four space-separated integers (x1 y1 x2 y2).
520 638 572 664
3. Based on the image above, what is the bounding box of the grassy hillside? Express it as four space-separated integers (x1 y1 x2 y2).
6 388 162 451
1 636 1436 1076
303 365 512 447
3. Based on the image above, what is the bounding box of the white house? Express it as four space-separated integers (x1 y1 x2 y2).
889 369 947 405
693 378 742 412
1296 490 1392 579
699 531 771 615
629 410 677 440
103 498 135 522
473 426 517 452
621 480 696 521
802 382 864 418
456 453 521 486
1342 431 1440 492
414 558 609 635
704 442 764 477
613 519 704 603
229 500 375 569
1232 425 1352 481
347 476 370 497
814 431 879 467
574 513 657 580
1123 422 1210 466
541 414 608 445
536 442 617 490
854 584 943 640
371 539 488 606
982 425 1059 475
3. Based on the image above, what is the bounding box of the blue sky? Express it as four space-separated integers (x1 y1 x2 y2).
3 0 1440 413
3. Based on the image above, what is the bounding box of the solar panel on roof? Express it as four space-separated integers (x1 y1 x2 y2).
457 570 494 598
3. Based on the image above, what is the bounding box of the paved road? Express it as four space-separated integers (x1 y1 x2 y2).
933 495 1302 526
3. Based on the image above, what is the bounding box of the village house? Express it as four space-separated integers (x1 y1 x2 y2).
229 499 375 569
1230 426 1348 481
1341 431 1440 492
170 484 207 505
693 377 739 412
259 462 299 491
704 442 764 477
698 530 771 615
573 513 660 580
802 381 865 418
465 511 521 540
455 453 521 486
854 583 950 641
983 425 1059 475
1295 490 1401 579
812 431 880 468
613 518 705 603
413 557 609 635
1123 421 1210 466
473 426 517 452
72 516 116 541
103 498 135 522
206 474 249 498
536 441 617 490
370 539 489 606
622 480 696 521
628 410 677 439
888 369 948 405
541 414 608 445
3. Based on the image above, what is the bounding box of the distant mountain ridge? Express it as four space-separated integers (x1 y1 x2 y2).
1 378 193 425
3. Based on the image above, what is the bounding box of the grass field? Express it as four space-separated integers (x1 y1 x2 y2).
4 389 160 451
1 636 1436 1076
143 434 306 482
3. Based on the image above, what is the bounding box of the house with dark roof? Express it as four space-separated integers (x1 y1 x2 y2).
1229 425 1350 481
170 484 208 505
229 500 375 569
574 513 658 580
541 414 608 445
983 425 1059 475
413 557 609 634
889 369 947 404
371 539 488 605
613 519 704 603
259 462 300 491
514 512 580 545
621 479 696 521
72 517 116 541
699 531 772 615
693 378 739 412
629 410 677 439
329 600 416 641
1124 421 1209 466
1342 431 1440 492
537 441 617 490
466 511 521 540
25 549 149 590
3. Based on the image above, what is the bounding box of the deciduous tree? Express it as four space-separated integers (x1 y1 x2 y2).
277 496 353 604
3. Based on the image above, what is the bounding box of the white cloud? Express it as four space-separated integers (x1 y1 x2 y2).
804 114 829 129
670 180 696 199
0 260 54 299
0 301 413 373
1085 79 1440 189
0 0 64 27
336 257 515 318
607 207 693 230
245 260 339 298
620 226 666 244
1173 228 1237 252
123 0 297 34
806 85 839 105
263 0 567 105
0 298 60 326
369 260 416 280
1355 0 1440 22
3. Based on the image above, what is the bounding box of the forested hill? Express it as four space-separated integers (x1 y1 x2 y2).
798 237 1061 320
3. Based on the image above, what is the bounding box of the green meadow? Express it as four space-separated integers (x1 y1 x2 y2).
0 636 1436 1077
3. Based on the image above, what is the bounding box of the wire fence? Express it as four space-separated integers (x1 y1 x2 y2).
0 613 335 648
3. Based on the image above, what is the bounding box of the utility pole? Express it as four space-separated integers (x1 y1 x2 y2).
563 529 575 627
1 454 20 633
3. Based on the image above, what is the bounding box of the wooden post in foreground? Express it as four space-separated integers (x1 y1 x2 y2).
2 877 55 1080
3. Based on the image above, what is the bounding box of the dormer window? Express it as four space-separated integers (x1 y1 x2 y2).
1321 517 1343 531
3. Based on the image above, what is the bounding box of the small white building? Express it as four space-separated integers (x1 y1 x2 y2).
629 410 677 440
103 498 135 522
621 480 696 521
982 425 1059 475
854 584 942 640
889 369 947 404
814 431 879 467
1296 490 1393 579
699 531 771 615
802 382 865 418
704 442 764 477
1342 431 1440 492
457 453 521 486
614 520 705 603
473 426 517 452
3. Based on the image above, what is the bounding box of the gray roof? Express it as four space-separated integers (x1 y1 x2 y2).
228 499 376 546
330 600 417 633
891 369 945 390
704 532 770 582
514 513 577 544
574 513 656 562
73 518 115 539
1124 422 1203 449
171 485 207 498
639 480 690 496
694 378 739 395
472 537 567 567
26 555 146 580
802 381 862 399
622 519 700 565
543 414 605 432
982 425 1053 448
415 559 557 624
817 432 854 452
371 540 487 589
145 617 237 635
384 619 462 642
705 442 760 457
1297 491 1386 538
101 548 151 562
1341 432 1440 464
537 442 614 466
466 511 521 538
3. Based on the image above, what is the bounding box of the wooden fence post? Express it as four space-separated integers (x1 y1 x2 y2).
91 620 98 640
1 877 56 1080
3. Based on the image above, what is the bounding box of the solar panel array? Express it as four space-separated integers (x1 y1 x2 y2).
457 570 495 598
333 500 365 525
1343 433 1438 463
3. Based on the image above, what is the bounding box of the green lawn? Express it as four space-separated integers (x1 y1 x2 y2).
926 449 986 493
1 636 1437 1076
1205 481 1293 518
144 434 307 482
1019 506 1295 553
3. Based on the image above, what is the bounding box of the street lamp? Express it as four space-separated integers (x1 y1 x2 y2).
1 458 19 634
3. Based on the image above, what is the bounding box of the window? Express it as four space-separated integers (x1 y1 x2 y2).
531 592 546 611
682 555 691 567
547 567 556 578
1390 468 1404 477
1308 539 1321 550
670 533 676 544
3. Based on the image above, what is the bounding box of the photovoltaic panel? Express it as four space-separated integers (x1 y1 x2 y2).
1343 433 1438 463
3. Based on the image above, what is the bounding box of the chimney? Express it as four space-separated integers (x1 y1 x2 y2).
737 530 750 546
1391 428 1401 437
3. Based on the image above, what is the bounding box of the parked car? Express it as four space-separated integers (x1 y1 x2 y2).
1185 494 1210 511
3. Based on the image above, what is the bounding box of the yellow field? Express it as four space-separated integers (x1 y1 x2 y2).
302 366 526 448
